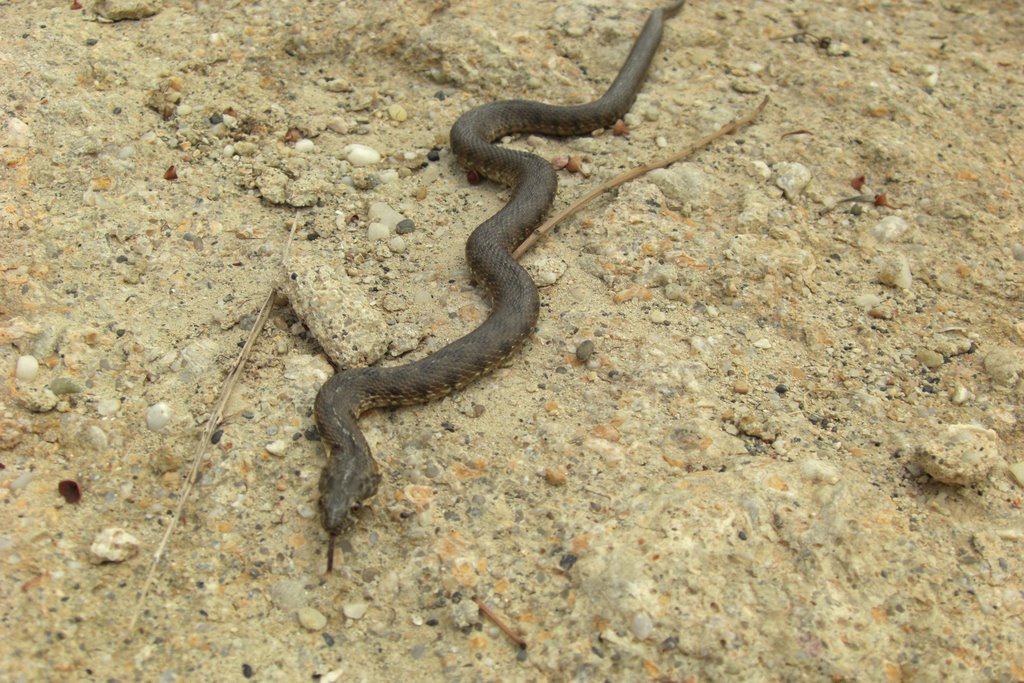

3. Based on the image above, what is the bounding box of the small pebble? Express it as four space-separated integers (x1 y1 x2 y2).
367 222 389 241
96 398 121 416
343 143 381 167
90 0 160 21
733 380 751 394
11 471 36 491
368 202 406 232
1009 463 1024 488
387 104 408 122
343 601 369 620
982 348 1021 387
875 253 913 290
388 236 407 253
15 355 39 381
663 283 686 301
146 402 172 431
575 340 595 362
950 385 971 405
630 612 654 640
916 349 943 370
297 606 328 631
265 440 288 456
3 116 32 148
294 138 315 153
89 527 140 564
650 309 666 324
544 467 567 486
50 377 83 395
871 216 909 242
799 458 840 484
270 579 307 610
914 423 1000 486
395 219 416 235
772 162 811 200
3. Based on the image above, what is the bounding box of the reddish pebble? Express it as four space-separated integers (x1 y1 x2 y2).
466 169 481 185
850 175 865 190
71 0 82 9
565 156 582 173
58 479 82 504
164 165 178 180
612 119 629 136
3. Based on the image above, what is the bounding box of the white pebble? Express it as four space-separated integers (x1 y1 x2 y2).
367 222 389 241
294 138 315 153
799 458 840 484
772 162 812 200
875 253 913 290
650 309 666 324
871 216 909 242
97 398 121 416
1009 463 1024 488
630 612 654 640
146 402 171 431
10 471 35 491
753 338 772 349
89 527 140 564
265 439 288 456
343 601 369 620
388 236 407 253
343 143 381 167
15 355 39 381
751 160 772 179
3 116 32 148
950 385 972 405
368 202 406 232
377 169 399 184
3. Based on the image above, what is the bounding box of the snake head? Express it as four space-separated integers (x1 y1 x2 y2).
318 443 381 536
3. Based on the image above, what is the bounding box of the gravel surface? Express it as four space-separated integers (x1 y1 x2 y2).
2 0 1023 681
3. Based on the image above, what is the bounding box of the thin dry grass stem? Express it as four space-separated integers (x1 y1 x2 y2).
473 595 528 649
128 220 300 635
512 95 769 260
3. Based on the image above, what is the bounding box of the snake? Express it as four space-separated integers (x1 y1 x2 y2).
314 0 684 569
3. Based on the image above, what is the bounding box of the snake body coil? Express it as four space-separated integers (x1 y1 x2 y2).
314 2 683 554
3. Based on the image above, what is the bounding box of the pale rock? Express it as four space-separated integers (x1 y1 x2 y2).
89 527 140 564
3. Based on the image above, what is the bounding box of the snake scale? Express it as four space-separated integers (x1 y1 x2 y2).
314 1 684 567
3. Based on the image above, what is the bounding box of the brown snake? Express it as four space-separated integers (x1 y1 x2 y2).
314 1 684 569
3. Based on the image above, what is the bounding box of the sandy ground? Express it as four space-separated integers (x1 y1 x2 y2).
2 0 1023 681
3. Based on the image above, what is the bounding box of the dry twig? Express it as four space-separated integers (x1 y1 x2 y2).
473 595 528 649
512 95 769 259
128 221 299 634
